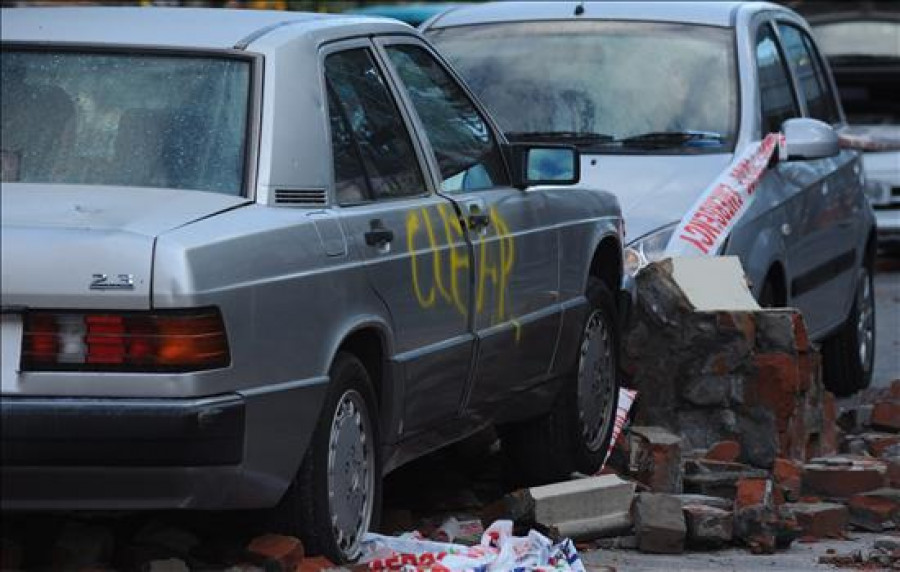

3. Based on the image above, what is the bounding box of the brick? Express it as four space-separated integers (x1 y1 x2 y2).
246 534 304 572
705 440 741 463
683 467 768 500
786 503 848 538
847 495 896 532
773 458 803 502
629 426 683 494
891 379 900 400
871 402 900 432
633 493 686 554
529 474 636 540
735 478 772 510
820 392 839 456
803 460 887 498
682 504 733 549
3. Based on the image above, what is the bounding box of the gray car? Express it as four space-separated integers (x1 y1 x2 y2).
424 0 879 396
0 7 626 562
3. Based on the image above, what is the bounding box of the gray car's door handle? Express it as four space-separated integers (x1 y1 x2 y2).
365 219 394 246
468 213 490 230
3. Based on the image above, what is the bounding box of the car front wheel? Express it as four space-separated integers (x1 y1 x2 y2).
822 260 875 396
273 352 381 563
500 277 620 484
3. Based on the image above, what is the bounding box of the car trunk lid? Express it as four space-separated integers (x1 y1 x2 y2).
1 185 249 310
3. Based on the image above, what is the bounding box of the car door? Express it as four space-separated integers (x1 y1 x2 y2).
774 21 862 334
375 37 561 413
323 42 474 437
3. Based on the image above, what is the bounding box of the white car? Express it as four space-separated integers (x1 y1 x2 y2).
424 1 879 396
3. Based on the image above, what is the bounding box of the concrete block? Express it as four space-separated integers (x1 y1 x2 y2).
633 493 686 554
669 256 759 312
530 474 636 540
675 494 734 511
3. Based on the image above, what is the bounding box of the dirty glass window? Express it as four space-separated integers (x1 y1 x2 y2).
385 44 507 192
0 51 249 194
756 24 800 136
428 21 738 153
327 89 372 205
777 24 840 125
325 49 425 201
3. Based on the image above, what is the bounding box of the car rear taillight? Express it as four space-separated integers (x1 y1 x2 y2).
21 309 229 372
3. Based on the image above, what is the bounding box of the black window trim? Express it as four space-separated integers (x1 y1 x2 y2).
317 39 434 208
371 34 515 192
772 20 843 126
754 19 803 137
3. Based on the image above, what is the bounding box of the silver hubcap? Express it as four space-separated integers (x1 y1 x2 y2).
327 389 374 560
856 267 875 374
577 309 616 452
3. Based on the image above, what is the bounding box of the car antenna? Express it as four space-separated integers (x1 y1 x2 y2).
574 1 585 16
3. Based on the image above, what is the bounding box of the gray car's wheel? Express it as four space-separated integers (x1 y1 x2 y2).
500 278 620 485
822 261 875 396
273 352 380 563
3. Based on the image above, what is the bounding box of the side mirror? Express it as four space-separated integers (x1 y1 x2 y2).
505 143 580 190
781 118 840 161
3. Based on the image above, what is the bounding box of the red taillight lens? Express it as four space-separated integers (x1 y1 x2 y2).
23 314 59 365
21 309 230 372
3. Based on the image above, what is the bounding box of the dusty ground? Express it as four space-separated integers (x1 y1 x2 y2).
582 533 892 571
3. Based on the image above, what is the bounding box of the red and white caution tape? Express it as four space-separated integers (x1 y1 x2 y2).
666 133 785 257
600 388 637 472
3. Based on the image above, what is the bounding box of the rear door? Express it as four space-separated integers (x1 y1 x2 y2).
774 21 861 333
375 38 562 414
323 42 473 437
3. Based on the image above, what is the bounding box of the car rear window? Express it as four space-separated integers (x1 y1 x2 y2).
1 50 251 195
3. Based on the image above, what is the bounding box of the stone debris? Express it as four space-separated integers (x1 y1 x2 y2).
623 258 834 473
682 504 733 549
787 502 849 538
803 457 888 499
628 426 683 493
632 493 686 554
245 534 305 571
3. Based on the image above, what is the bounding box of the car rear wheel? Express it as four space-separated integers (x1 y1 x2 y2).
500 278 620 485
822 260 875 396
272 352 381 563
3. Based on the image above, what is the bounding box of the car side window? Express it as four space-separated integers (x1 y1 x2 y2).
325 49 426 201
327 90 371 205
756 23 800 136
384 44 509 193
777 23 840 125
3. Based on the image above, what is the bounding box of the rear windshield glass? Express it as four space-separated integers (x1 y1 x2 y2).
429 21 738 153
1 50 250 195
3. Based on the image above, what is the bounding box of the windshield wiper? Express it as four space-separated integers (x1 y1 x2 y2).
505 130 615 146
613 130 725 149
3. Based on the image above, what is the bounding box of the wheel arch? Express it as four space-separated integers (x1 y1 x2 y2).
588 234 622 305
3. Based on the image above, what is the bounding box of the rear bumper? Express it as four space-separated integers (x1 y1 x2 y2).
1 377 329 511
1 394 245 467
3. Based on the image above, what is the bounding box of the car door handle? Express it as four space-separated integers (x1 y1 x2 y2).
364 220 394 246
468 213 490 230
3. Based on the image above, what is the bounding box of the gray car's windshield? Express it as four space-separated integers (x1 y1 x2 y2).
1 50 250 194
429 21 738 153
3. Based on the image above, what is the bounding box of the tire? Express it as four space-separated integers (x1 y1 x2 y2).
272 352 381 563
500 278 621 485
821 260 876 396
